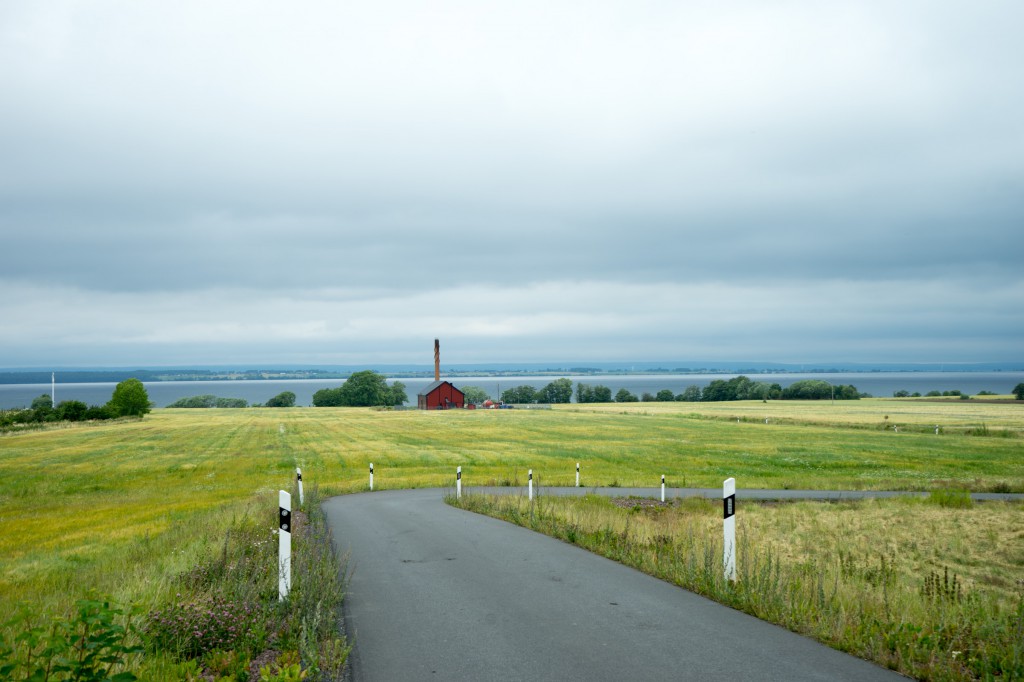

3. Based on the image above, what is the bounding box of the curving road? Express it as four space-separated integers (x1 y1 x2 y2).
324 489 909 681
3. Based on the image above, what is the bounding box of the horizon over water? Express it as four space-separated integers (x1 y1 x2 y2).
1 371 1021 409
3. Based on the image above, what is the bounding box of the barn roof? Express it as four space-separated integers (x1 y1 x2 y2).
417 380 464 397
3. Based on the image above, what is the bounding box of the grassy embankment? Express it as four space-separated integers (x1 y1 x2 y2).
0 399 1021 678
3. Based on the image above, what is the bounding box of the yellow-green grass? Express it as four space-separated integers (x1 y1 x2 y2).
571 397 1024 433
0 402 1021 634
464 493 1024 604
453 493 1024 680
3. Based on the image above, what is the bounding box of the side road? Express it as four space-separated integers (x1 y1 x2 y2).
324 489 908 682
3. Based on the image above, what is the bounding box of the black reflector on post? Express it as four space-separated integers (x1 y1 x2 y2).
280 507 290 532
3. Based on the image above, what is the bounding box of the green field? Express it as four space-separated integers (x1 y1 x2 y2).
577 396 1024 433
0 400 1022 677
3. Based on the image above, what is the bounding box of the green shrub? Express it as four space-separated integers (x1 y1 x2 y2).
202 648 251 680
0 596 143 681
925 489 973 509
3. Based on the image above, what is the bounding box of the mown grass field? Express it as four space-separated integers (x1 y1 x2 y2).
570 396 1024 433
0 399 1022 677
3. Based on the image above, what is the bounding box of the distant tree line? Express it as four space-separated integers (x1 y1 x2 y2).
167 391 299 408
313 371 407 407
0 378 151 430
493 376 864 404
499 378 575 404
168 394 250 408
893 389 972 399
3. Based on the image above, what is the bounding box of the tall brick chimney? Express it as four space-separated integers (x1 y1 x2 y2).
434 339 440 382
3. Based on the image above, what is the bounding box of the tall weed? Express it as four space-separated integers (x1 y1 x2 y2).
0 596 144 681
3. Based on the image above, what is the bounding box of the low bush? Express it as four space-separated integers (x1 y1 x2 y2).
144 594 266 659
926 489 974 509
0 596 144 681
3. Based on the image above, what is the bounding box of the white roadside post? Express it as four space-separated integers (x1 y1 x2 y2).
370 463 374 491
576 462 580 487
456 466 462 500
661 475 666 503
296 468 304 506
935 425 940 435
279 490 292 601
528 469 534 501
723 478 736 582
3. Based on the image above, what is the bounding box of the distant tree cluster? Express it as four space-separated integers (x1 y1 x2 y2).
677 385 702 402
107 378 153 416
169 391 302 408
1014 383 1024 400
168 394 249 408
576 383 612 403
499 378 575 404
896 389 972 399
701 376 781 401
616 388 639 403
312 371 407 407
265 391 297 407
460 386 491 404
676 378 863 402
780 379 862 400
457 375 870 406
540 378 573 403
499 385 539 404
0 378 151 430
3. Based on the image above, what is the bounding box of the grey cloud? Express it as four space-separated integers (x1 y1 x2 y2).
1 1 1022 365
0 278 1018 366
2 181 1021 296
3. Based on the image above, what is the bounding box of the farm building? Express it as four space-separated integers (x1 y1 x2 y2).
417 380 465 410
417 338 465 409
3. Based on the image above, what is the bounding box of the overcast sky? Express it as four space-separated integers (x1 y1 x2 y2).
1 1 1021 368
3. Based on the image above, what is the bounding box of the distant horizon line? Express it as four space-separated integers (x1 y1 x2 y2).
2 361 1021 374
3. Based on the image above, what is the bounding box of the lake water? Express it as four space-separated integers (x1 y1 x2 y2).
1 372 1021 409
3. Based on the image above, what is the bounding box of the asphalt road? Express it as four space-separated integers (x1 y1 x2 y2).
324 489 907 681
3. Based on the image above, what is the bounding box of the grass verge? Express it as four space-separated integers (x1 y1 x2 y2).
1 484 348 681
450 492 1024 681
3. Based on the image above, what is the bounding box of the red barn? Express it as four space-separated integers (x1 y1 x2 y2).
418 381 465 410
